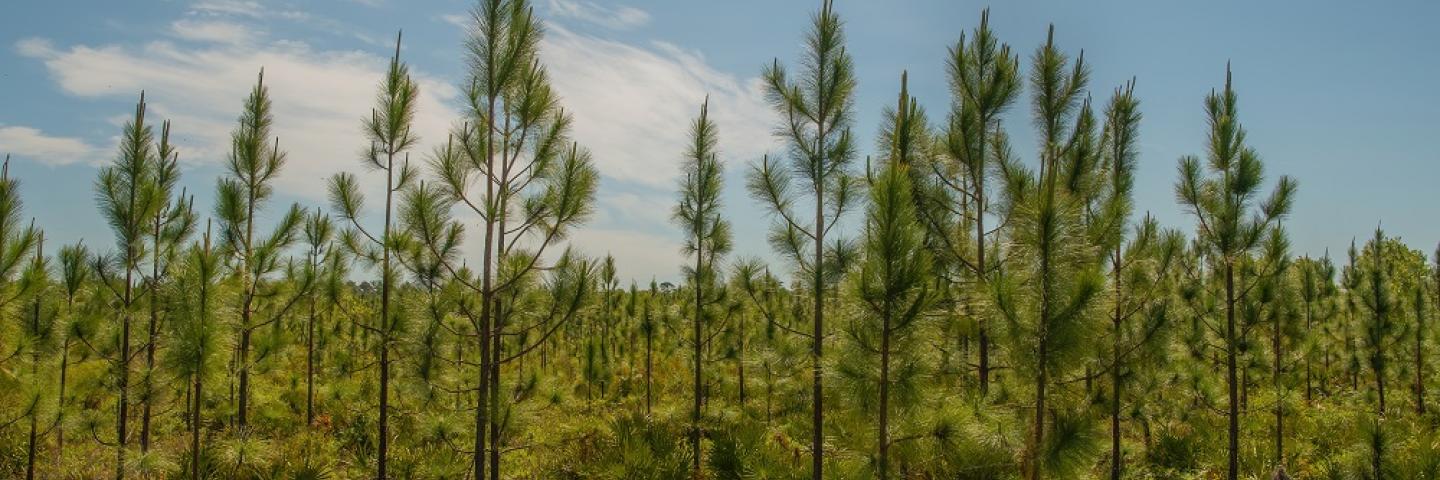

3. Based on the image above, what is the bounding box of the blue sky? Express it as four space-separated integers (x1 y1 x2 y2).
2 0 1438 282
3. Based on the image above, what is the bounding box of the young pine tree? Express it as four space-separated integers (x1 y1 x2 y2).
991 26 1107 480
300 210 335 426
93 93 158 480
214 70 308 429
164 224 222 480
747 2 858 476
327 31 419 479
1296 254 1338 402
1356 228 1399 418
53 241 90 462
928 9 1020 396
140 120 196 453
1174 65 1295 480
846 72 935 480
17 235 50 480
672 98 730 477
425 4 599 472
1093 81 1183 480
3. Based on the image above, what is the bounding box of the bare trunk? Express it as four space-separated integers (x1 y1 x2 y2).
1226 261 1239 480
692 243 704 479
878 308 891 480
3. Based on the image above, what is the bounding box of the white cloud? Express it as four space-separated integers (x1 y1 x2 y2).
540 24 775 190
0 126 102 167
15 38 55 57
190 0 265 18
546 0 650 30
438 13 469 30
171 19 254 45
16 36 459 202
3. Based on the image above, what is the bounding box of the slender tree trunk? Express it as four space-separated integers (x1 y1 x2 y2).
26 241 41 480
117 249 134 480
192 237 209 480
811 173 825 480
1305 300 1313 405
974 120 991 397
471 88 497 480
804 101 830 480
878 307 891 480
645 315 653 415
192 369 203 480
1110 249 1123 480
376 148 396 480
237 327 251 428
27 386 36 480
1030 342 1047 480
692 244 703 479
1225 261 1239 480
1274 306 1284 471
1416 307 1425 415
141 225 160 452
56 336 69 462
1111 344 1122 480
307 249 317 426
691 243 702 478
738 313 746 409
488 124 512 480
1377 364 1387 417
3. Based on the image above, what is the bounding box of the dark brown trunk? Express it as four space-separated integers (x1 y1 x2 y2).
693 242 704 479
141 222 161 452
878 306 891 480
1273 303 1284 469
1226 261 1239 480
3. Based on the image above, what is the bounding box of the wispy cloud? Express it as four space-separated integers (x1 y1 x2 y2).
547 0 650 30
530 23 777 278
438 13 469 30
190 0 266 18
540 24 775 190
0 125 102 167
170 19 255 45
15 33 459 201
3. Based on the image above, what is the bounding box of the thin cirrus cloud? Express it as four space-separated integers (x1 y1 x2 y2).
546 0 651 30
170 18 258 45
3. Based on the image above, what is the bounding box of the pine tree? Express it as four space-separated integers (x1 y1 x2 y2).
328 30 418 479
53 241 90 462
165 224 221 480
17 234 48 480
1410 253 1428 415
1356 228 1398 418
0 157 40 476
425 3 599 474
747 2 858 476
1296 254 1338 402
93 93 157 480
848 72 935 480
1174 65 1295 480
1092 81 1183 480
991 26 1108 480
672 98 730 477
1247 228 1293 474
214 70 308 430
300 210 334 426
139 119 196 453
923 9 1020 396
